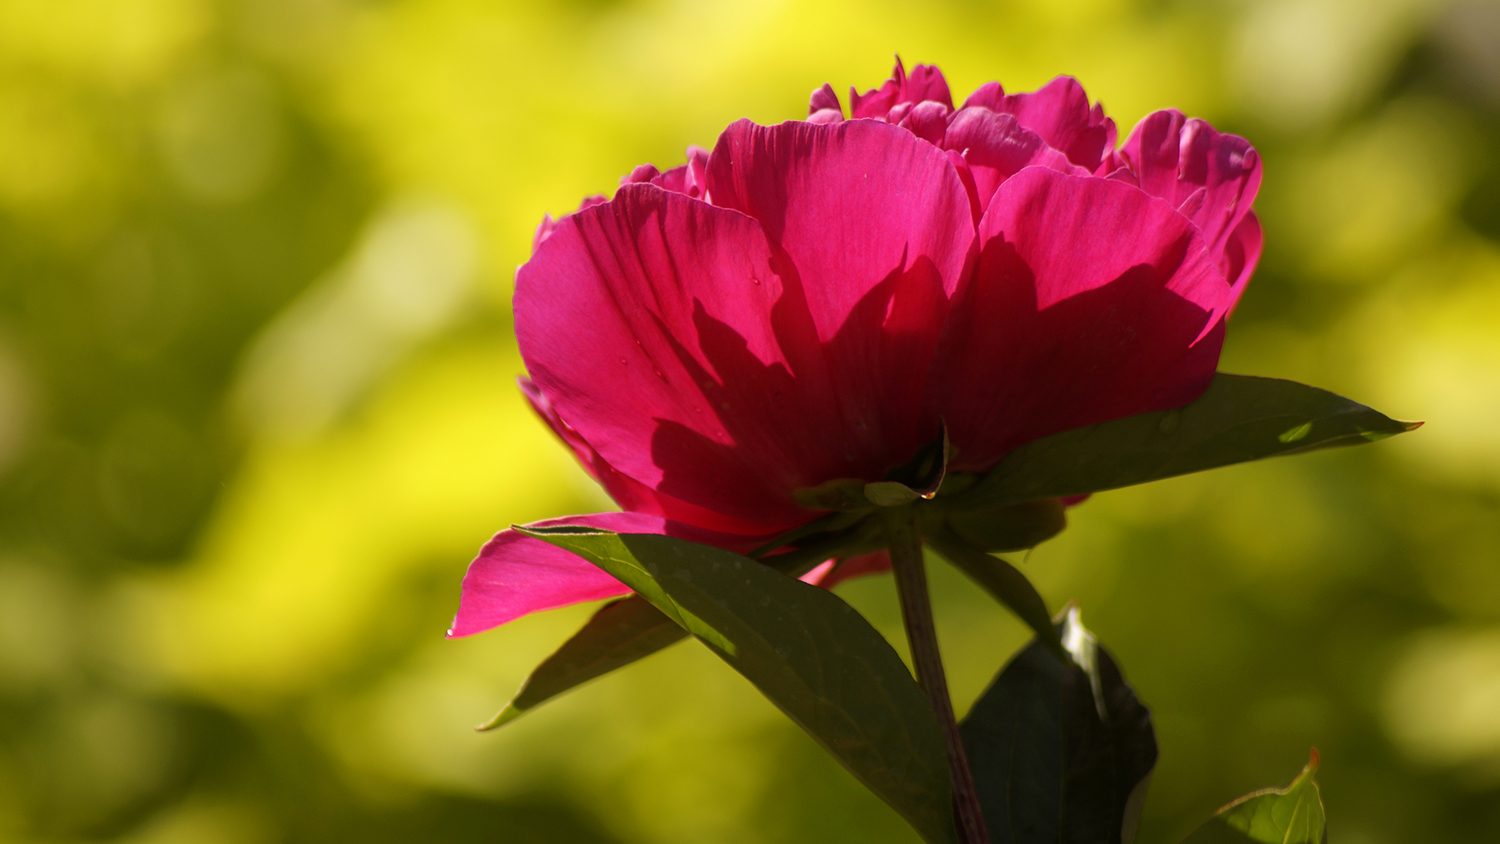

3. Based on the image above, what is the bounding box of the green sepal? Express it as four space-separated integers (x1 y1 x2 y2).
793 477 871 511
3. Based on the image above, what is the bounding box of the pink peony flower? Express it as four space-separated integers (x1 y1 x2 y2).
450 59 1262 637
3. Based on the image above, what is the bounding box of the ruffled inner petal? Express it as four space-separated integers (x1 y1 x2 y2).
1121 110 1263 267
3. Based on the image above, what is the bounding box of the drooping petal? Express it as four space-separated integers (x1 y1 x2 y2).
943 107 1084 216
706 117 975 483
961 76 1117 171
930 167 1231 471
1120 110 1262 266
448 512 773 637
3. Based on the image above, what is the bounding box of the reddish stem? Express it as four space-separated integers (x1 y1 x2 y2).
880 506 990 844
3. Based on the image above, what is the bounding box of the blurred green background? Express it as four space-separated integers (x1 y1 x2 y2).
1 0 1498 842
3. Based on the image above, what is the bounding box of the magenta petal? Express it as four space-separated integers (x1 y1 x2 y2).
651 148 711 200
904 64 953 109
944 108 1083 216
850 58 953 120
1121 110 1262 266
808 82 844 123
900 100 952 145
930 168 1231 471
449 512 773 637
801 550 893 589
532 195 607 252
706 119 973 334
1222 211 1263 314
516 185 836 529
961 76 1116 171
623 163 660 186
705 118 974 481
518 378 775 536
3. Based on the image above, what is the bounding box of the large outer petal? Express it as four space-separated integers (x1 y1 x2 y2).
961 77 1117 172
518 378 781 536
518 124 971 528
1121 110 1262 266
449 512 774 637
704 118 974 481
517 186 813 529
929 167 1232 471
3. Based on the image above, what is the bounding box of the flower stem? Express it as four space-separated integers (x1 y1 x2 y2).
880 506 990 844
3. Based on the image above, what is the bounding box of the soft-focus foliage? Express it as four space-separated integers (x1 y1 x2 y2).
0 1 1497 842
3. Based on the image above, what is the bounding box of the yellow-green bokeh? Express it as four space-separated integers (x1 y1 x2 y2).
1 0 1498 842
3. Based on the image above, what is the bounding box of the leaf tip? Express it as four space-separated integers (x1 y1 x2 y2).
1402 420 1425 431
476 703 523 732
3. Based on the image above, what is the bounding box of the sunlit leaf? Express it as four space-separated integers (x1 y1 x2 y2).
519 526 958 844
947 374 1420 510
961 608 1157 844
478 595 686 730
1179 752 1326 844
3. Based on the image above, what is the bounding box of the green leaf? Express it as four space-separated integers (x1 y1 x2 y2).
477 595 686 731
932 499 1067 553
519 527 958 844
946 374 1420 511
483 522 880 728
924 528 1068 663
1179 752 1326 843
961 608 1157 844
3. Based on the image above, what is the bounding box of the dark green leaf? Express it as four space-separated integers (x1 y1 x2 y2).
477 595 686 731
924 528 1068 662
483 522 881 728
1179 753 1326 844
519 527 958 844
961 608 1157 844
932 499 1067 553
946 374 1420 511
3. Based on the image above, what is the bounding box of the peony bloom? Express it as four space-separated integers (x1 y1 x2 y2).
450 59 1262 638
